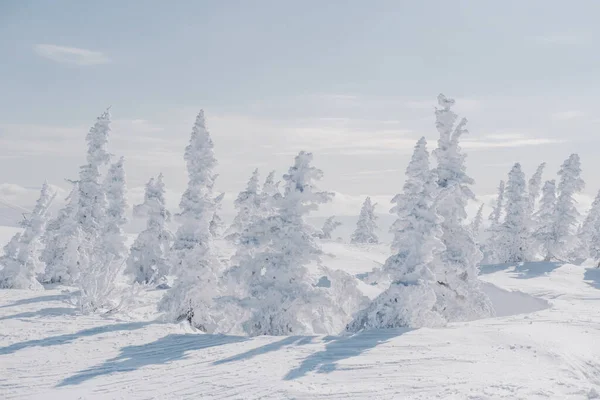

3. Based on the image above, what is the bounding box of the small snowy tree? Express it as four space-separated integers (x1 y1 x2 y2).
528 162 546 216
159 110 223 331
533 180 557 261
470 204 485 238
432 94 493 321
126 174 174 284
484 180 506 263
210 192 226 238
549 154 585 261
351 197 379 244
41 184 80 284
101 157 128 264
232 151 362 336
578 189 600 260
0 182 55 289
488 180 505 226
349 137 446 331
316 216 342 240
496 163 530 263
225 169 261 241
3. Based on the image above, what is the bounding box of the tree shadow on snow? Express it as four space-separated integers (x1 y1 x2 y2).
0 307 76 321
58 333 247 387
478 264 514 275
0 321 151 355
213 335 314 366
284 329 409 381
513 262 562 279
584 268 600 289
0 293 72 309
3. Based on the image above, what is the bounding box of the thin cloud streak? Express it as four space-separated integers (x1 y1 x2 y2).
34 44 111 66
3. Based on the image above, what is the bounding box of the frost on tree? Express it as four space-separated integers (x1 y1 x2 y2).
126 174 174 284
210 192 226 238
578 189 600 261
496 163 531 263
159 110 223 331
348 138 446 331
351 197 379 244
0 182 55 290
225 169 262 241
533 180 557 261
233 151 362 336
41 184 80 284
488 180 505 227
101 157 128 265
316 216 342 240
432 94 493 321
484 180 506 263
470 204 485 239
550 154 585 261
528 162 546 216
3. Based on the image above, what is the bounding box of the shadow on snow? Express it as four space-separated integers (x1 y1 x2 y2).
58 333 247 387
0 293 72 309
0 307 76 321
213 335 314 366
584 268 600 289
284 328 409 380
0 321 151 355
513 262 562 279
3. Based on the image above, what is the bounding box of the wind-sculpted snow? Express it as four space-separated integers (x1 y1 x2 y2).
1 248 599 399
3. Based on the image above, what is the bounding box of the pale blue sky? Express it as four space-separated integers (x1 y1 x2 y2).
1 1 599 215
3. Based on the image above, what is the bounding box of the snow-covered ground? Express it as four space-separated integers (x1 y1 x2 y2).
1 237 600 399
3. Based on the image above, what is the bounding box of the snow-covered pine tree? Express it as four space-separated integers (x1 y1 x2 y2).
159 110 222 331
210 192 226 238
484 180 506 263
497 163 530 263
41 184 80 284
533 180 557 261
432 93 493 321
233 151 361 336
351 197 379 244
225 169 261 241
317 216 342 240
470 204 485 238
348 137 446 331
126 174 174 284
488 180 505 226
0 182 55 289
101 157 128 265
550 154 585 261
528 162 546 216
578 189 600 260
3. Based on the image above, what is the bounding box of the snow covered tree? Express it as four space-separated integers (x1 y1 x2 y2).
533 180 557 261
232 151 362 336
578 189 600 260
432 94 493 321
528 162 546 216
159 110 223 331
210 192 225 238
348 137 446 331
0 182 55 289
351 197 379 244
41 184 80 284
470 204 485 238
549 154 585 261
488 180 505 226
496 163 530 263
225 169 261 241
126 174 174 284
101 157 128 264
316 216 342 240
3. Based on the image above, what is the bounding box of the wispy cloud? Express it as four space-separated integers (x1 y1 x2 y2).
34 44 111 66
551 110 585 121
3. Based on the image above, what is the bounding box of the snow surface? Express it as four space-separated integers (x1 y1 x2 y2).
1 237 600 399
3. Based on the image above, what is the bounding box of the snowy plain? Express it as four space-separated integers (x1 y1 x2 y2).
1 226 600 399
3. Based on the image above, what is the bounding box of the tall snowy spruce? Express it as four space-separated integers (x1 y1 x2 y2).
209 192 225 238
225 169 262 241
550 154 585 261
484 180 506 263
351 197 379 244
488 180 505 226
533 180 557 261
41 185 80 284
528 162 546 216
496 163 530 263
317 216 342 240
470 204 485 239
432 94 493 321
0 182 55 289
348 138 445 331
233 151 364 336
101 157 128 265
126 174 174 284
159 110 223 331
577 189 600 260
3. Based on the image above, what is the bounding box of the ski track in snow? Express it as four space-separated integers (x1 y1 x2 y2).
1 237 600 399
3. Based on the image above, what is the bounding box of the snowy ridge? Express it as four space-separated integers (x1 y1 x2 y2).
1 244 599 399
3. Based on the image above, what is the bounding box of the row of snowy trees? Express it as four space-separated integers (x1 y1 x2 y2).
1 93 595 336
